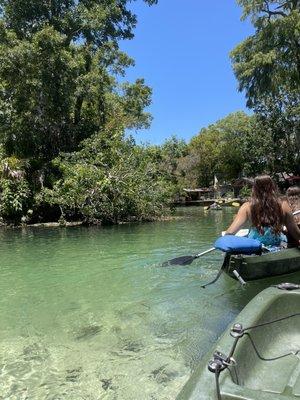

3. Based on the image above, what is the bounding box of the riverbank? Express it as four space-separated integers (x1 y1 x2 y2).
173 198 244 207
0 214 184 229
0 199 243 229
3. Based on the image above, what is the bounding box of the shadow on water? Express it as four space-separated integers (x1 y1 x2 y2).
0 207 297 399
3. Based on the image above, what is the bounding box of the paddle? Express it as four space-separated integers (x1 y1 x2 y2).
163 209 300 267
162 246 216 267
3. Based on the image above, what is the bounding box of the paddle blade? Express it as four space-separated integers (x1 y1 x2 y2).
162 255 196 267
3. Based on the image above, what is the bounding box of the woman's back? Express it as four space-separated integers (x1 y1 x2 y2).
249 175 283 235
242 200 286 246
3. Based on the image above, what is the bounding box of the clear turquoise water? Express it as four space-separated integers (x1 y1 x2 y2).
0 208 268 400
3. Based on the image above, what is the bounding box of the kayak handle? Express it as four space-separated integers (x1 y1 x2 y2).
232 269 246 286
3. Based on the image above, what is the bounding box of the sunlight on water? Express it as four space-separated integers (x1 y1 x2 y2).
0 208 267 399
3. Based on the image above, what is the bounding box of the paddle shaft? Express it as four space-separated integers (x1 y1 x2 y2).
195 247 216 258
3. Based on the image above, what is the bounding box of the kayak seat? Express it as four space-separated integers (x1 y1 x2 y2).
214 235 262 255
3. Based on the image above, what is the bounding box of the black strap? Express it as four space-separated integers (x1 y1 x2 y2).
201 253 231 288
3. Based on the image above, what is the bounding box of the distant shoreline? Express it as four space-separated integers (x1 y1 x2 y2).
0 215 185 229
173 197 244 207
0 201 242 229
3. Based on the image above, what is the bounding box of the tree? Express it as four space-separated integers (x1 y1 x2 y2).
0 0 162 223
180 112 254 188
39 129 174 224
231 0 300 159
149 136 188 183
0 0 156 161
231 1 300 107
0 0 157 45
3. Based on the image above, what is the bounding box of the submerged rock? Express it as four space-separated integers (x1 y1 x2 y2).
65 367 82 382
101 378 113 391
149 365 178 384
74 325 102 341
22 343 49 362
122 339 143 353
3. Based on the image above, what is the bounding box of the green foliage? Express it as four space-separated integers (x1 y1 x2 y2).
0 0 297 224
39 131 173 223
179 109 297 186
0 0 157 44
240 185 252 198
0 1 154 161
0 153 30 221
0 178 30 219
0 0 173 225
146 136 188 188
188 127 222 187
231 0 300 155
179 112 254 187
232 1 300 107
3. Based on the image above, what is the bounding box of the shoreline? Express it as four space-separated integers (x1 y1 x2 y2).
0 215 183 229
0 201 243 229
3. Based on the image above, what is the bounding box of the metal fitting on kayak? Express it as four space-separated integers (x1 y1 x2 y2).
208 351 231 373
232 270 247 286
230 323 244 338
275 282 300 291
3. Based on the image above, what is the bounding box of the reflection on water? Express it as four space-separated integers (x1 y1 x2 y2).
0 208 275 399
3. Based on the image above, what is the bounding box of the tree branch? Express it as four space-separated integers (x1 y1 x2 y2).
276 0 300 11
261 9 287 17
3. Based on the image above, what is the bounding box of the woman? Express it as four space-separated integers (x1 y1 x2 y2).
285 186 300 246
226 175 300 247
286 186 300 225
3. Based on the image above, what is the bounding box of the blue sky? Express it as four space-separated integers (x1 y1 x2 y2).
120 0 254 145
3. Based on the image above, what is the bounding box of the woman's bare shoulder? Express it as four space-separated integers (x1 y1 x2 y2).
239 201 251 216
240 201 251 210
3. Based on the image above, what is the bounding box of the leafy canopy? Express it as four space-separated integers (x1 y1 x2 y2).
0 0 155 161
231 0 300 165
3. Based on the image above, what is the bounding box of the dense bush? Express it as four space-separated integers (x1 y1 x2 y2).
37 132 175 224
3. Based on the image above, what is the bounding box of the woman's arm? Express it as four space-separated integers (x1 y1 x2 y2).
283 201 300 242
225 202 250 235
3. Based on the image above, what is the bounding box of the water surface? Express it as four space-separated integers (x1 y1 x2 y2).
0 208 268 399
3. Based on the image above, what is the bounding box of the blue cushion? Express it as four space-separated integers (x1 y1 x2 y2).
214 235 262 255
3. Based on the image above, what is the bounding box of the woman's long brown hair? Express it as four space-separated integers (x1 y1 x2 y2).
250 175 283 234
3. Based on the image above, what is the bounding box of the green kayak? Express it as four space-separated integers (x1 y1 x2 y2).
225 247 300 281
176 283 300 400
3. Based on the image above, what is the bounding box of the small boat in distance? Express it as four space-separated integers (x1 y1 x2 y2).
204 202 222 211
176 284 300 400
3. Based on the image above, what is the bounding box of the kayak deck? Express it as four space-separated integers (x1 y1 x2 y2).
176 285 300 399
225 247 300 281
230 293 300 397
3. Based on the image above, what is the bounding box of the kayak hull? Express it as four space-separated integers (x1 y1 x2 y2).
225 247 300 281
176 285 300 400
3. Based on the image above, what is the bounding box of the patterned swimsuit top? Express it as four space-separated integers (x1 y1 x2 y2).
248 226 286 247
